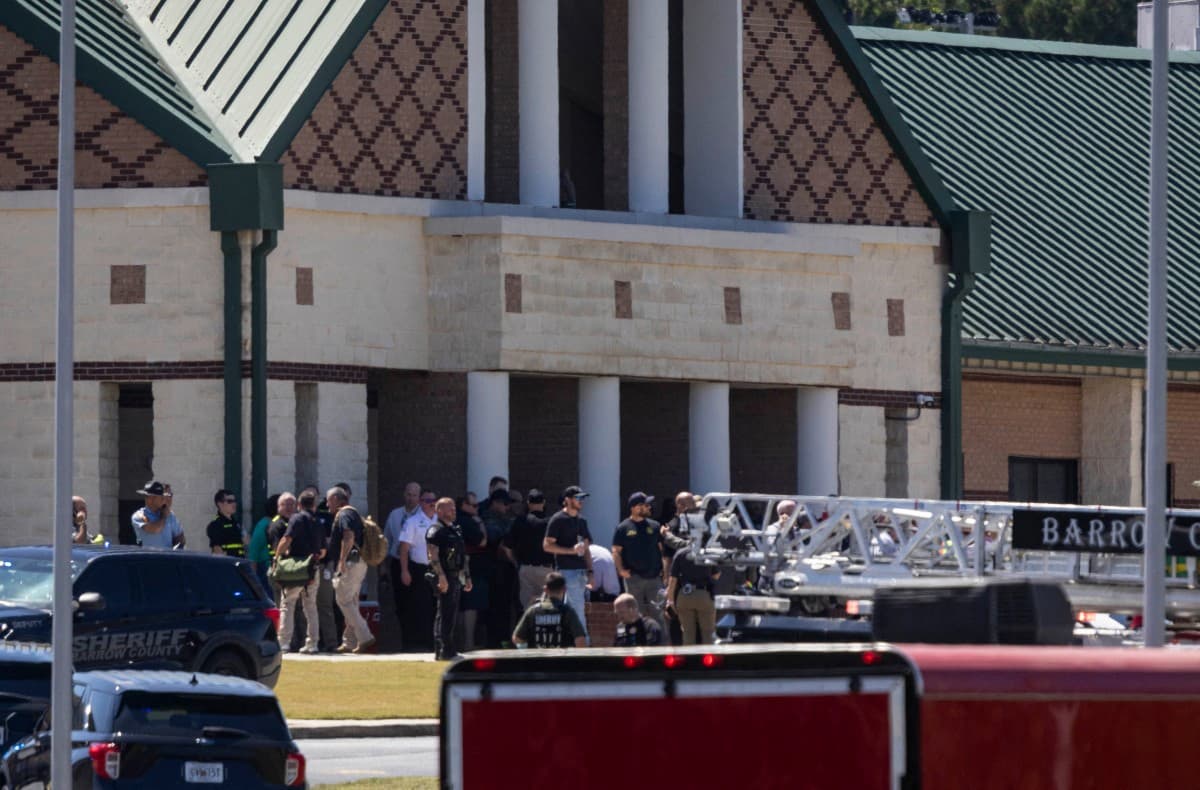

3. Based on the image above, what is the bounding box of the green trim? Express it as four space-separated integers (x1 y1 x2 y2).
964 343 1200 372
809 0 959 226
258 0 389 162
222 231 243 509
208 163 284 231
250 230 278 526
0 3 233 168
941 273 975 499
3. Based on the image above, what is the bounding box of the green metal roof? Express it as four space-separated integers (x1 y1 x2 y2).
1 0 387 165
854 26 1200 357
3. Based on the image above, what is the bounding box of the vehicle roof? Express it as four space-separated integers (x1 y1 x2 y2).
74 670 275 698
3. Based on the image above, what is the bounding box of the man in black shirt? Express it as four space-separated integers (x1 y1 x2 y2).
426 497 472 660
612 492 666 630
275 489 325 654
666 547 721 645
505 489 553 608
612 593 663 647
512 572 586 648
327 486 375 654
305 484 340 653
205 489 246 557
542 485 593 642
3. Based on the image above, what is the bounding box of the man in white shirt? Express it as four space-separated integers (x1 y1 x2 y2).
384 481 421 630
397 489 438 652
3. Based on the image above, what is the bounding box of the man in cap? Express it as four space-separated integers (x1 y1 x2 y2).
512 572 586 649
612 491 667 631
542 485 593 641
505 489 554 607
131 480 185 549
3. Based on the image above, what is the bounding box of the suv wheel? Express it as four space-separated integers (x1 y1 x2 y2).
200 648 253 680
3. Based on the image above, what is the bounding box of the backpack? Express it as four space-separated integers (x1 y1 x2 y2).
359 513 388 567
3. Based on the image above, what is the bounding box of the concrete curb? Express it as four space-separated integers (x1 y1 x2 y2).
288 718 439 739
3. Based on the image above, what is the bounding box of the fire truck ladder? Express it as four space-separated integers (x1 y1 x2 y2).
689 494 1200 615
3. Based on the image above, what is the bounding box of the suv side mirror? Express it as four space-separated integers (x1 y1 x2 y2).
75 592 106 612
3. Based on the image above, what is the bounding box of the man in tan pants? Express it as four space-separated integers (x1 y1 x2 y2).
665 547 720 645
327 486 376 654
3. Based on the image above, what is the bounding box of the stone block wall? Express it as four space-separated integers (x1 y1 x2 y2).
961 375 1081 499
74 381 120 543
838 404 885 496
267 380 298 496
151 380 224 547
741 0 936 227
0 26 206 190
316 382 370 517
1081 376 1142 506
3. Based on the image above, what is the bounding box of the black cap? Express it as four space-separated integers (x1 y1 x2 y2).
489 488 513 504
628 491 655 508
527 488 546 504
561 485 589 502
136 480 166 497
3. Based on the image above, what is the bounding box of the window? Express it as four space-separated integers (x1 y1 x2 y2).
74 561 133 610
180 563 256 607
112 692 287 740
131 559 188 611
1008 457 1079 504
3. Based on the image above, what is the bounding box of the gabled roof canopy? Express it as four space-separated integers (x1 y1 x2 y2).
855 27 1200 361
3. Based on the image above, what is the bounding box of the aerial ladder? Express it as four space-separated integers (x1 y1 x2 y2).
685 493 1200 616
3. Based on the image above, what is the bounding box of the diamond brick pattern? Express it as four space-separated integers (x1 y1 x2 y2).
742 0 934 227
284 0 468 198
0 26 205 190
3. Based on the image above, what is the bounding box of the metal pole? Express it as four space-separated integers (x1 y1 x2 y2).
52 0 76 786
1144 0 1169 648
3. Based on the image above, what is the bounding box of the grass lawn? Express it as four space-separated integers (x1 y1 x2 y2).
275 660 445 720
315 779 436 790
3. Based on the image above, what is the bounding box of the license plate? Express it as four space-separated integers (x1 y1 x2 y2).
184 762 224 783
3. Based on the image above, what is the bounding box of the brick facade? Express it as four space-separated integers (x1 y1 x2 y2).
741 0 936 227
620 382 689 519
374 371 468 517
283 0 469 198
602 0 629 212
508 376 579 500
731 388 798 493
485 0 519 203
0 26 205 190
1168 386 1200 507
962 375 1082 498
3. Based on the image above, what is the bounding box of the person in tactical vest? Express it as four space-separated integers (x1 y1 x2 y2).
612 593 663 647
426 497 473 661
206 489 246 557
512 572 587 649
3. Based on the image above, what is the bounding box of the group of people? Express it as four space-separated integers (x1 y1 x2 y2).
70 475 733 660
383 479 728 658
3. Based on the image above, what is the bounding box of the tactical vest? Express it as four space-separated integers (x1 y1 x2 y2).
532 600 573 648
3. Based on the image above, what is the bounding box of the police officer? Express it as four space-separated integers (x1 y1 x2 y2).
512 572 587 649
612 593 663 647
612 492 666 630
206 489 246 557
666 546 721 645
426 497 472 661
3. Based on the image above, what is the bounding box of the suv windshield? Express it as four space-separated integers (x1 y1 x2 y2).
0 557 79 608
112 692 287 740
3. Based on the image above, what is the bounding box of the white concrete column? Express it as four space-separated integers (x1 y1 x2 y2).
316 382 369 515
467 0 486 201
683 0 743 217
518 0 559 206
628 0 669 213
796 387 839 496
467 372 510 498
267 379 297 495
689 382 730 495
838 405 886 497
579 377 621 547
1081 376 1143 506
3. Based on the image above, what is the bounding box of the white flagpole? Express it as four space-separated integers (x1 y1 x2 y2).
1144 0 1168 648
52 0 77 786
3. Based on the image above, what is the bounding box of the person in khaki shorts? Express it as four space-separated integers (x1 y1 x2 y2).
665 546 721 645
327 486 376 654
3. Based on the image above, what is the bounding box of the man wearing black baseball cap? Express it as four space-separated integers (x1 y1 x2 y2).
612 491 666 631
541 485 593 641
131 480 185 549
504 489 554 608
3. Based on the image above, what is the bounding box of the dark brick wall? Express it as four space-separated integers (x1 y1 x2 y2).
485 0 520 203
620 382 689 519
730 388 797 493
602 0 628 212
375 371 467 517
508 376 578 500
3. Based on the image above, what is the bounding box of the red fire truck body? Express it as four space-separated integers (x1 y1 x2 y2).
440 644 1200 789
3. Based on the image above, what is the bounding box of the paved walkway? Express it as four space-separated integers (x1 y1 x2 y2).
281 651 439 662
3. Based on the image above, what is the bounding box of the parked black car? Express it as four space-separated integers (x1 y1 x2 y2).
0 547 281 687
1 670 305 789
0 644 51 758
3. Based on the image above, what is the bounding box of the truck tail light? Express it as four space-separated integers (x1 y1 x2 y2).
662 654 686 669
861 650 881 666
622 655 644 669
88 742 120 780
264 607 281 633
285 751 306 786
701 653 723 668
472 658 496 671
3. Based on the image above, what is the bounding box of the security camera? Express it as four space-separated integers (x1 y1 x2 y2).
916 394 934 407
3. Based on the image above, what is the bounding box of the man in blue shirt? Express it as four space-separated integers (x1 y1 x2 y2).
131 480 184 549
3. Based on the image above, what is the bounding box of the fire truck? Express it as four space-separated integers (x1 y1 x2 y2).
440 642 1200 789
